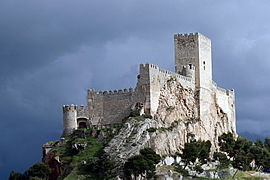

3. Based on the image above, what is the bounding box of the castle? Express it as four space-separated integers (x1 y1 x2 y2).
62 32 236 138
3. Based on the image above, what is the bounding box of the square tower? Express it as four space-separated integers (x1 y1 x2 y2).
174 33 212 89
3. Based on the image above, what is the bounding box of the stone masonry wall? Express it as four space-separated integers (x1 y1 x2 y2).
87 89 135 126
86 63 196 126
139 63 195 115
213 81 236 134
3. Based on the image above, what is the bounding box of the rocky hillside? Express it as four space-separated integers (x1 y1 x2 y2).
38 79 260 179
42 116 270 180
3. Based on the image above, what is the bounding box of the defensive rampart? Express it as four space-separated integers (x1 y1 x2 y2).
139 63 195 114
212 81 236 133
87 88 135 125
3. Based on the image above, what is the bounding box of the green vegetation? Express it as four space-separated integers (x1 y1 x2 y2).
124 108 153 123
170 133 270 178
124 148 161 179
151 120 181 133
194 165 204 173
174 165 189 176
49 128 121 179
181 139 211 168
147 127 157 133
9 162 50 180
10 110 270 180
124 102 153 122
213 152 230 169
79 152 117 179
184 117 200 126
27 162 50 179
129 109 140 117
218 132 270 172
187 132 195 142
142 113 153 119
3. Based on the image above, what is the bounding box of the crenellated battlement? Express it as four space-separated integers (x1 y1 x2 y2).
88 88 134 96
63 104 78 112
213 81 235 98
77 104 88 118
140 63 194 83
174 32 198 40
79 104 85 111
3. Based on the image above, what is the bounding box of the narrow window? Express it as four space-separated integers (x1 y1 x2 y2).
203 61 206 70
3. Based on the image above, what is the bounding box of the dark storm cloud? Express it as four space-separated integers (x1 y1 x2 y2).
1 0 270 178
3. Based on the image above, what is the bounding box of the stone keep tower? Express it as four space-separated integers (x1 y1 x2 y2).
174 33 212 89
174 33 217 122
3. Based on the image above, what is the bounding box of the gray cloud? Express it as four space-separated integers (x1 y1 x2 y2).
1 0 270 178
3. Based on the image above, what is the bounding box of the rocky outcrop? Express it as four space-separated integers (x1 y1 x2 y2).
42 152 63 180
105 78 236 163
155 163 237 180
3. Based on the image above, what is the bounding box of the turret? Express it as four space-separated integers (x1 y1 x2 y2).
62 104 78 137
182 64 195 81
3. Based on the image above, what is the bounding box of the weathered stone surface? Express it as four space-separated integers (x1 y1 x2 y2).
104 77 236 167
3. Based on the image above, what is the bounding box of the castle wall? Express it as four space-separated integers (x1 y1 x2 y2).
139 63 195 115
77 105 88 119
214 82 236 134
87 89 135 125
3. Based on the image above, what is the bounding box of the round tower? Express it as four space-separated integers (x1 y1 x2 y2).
62 104 78 137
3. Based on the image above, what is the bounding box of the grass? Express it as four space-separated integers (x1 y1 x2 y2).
156 165 269 180
49 128 119 179
232 170 266 180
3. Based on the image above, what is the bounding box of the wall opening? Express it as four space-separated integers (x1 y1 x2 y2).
77 118 88 129
78 122 87 129
203 61 206 70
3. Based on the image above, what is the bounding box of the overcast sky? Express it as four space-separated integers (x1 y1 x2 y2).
1 0 270 178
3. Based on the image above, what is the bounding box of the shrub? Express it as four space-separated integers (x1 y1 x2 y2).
142 114 153 119
174 165 189 176
147 127 157 133
213 152 230 169
26 162 50 179
129 109 140 117
181 140 211 167
9 171 28 180
194 165 203 173
124 148 161 179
